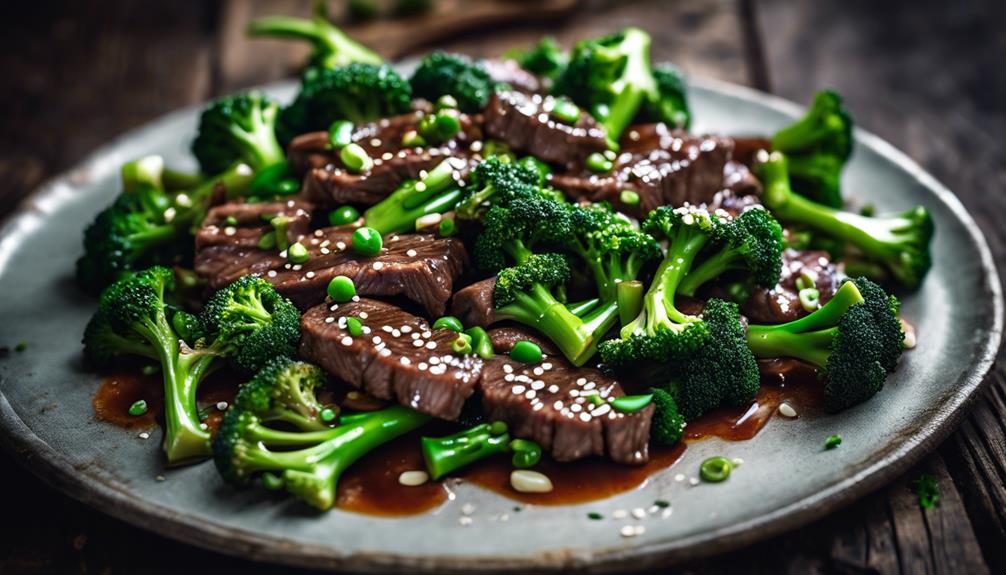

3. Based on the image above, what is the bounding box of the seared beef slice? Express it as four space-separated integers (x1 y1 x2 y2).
196 204 468 315
300 298 483 420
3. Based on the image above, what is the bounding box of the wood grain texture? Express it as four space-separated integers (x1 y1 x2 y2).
0 0 1003 573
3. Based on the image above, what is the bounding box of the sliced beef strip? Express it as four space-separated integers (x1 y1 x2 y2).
196 210 468 315
195 200 314 276
450 277 497 328
300 299 482 420
551 130 737 218
480 58 541 94
487 326 558 357
484 90 608 169
481 327 653 465
742 248 841 324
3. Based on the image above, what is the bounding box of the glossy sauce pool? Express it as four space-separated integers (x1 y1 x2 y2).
93 359 822 515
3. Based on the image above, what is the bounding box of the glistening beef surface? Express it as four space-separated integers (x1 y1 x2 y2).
484 91 608 168
300 298 483 420
450 277 497 328
482 327 654 465
196 203 468 316
742 248 841 324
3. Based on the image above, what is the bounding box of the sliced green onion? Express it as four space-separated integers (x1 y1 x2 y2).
327 276 356 303
275 178 300 195
128 399 148 416
452 333 473 355
287 242 310 264
320 407 338 423
257 232 277 250
510 341 542 364
328 120 354 149
328 205 360 226
700 456 733 483
550 98 581 124
351 226 383 257
509 438 542 468
401 130 427 147
616 280 644 326
586 152 613 173
619 190 640 206
798 287 821 312
347 317 364 337
465 326 494 359
435 94 459 111
611 394 653 413
825 435 842 450
340 143 373 173
432 316 464 332
438 217 456 237
270 216 290 251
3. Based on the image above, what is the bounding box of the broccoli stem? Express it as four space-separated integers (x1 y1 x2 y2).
567 297 600 318
363 159 463 234
230 110 285 174
622 227 706 338
746 281 865 366
247 14 382 68
498 284 596 366
421 422 511 480
617 280 644 326
596 28 654 146
678 246 743 297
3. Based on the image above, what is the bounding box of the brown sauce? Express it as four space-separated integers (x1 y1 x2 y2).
91 358 824 516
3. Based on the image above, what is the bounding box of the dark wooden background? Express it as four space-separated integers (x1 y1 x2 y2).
1 1 1004 573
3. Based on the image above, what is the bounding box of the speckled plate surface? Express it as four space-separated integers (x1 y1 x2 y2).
0 75 1001 573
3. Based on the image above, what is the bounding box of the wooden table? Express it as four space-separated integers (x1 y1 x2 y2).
1 1 1002 573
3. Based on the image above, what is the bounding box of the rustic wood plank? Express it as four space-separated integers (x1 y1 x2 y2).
753 0 1006 573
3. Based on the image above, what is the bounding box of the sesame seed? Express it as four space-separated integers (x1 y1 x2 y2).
541 362 552 370
778 403 798 418
548 384 559 393
398 470 429 486
503 364 513 374
380 349 391 357
612 509 628 519
359 312 368 319
631 508 647 519
400 357 411 365
418 362 428 371
553 400 564 410
373 262 384 270
525 390 537 400
216 401 228 411
675 474 686 482
413 340 425 347
406 249 418 257
138 432 150 439
267 270 277 278
461 503 475 516
688 477 700 486
533 367 544 376
459 517 473 526
341 336 353 346
305 271 316 279
425 341 436 350
579 412 591 422
324 317 335 324
372 336 382 344
512 385 526 395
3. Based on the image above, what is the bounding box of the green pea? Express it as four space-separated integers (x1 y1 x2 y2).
270 216 290 251
287 242 310 264
419 111 461 143
509 438 542 468
320 407 338 423
510 341 542 364
438 217 456 237
700 456 733 483
489 421 508 435
328 205 360 226
435 94 459 111
261 472 285 491
249 160 290 197
401 130 427 147
327 276 356 302
586 152 613 173
551 98 581 124
452 333 473 355
825 434 842 450
328 120 354 149
432 316 464 332
352 226 383 257
347 317 364 337
257 232 277 250
612 394 653 413
619 190 640 206
340 143 373 173
128 399 148 417
275 178 300 196
465 326 495 360
224 216 238 227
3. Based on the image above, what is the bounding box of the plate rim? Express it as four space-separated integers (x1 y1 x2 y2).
0 75 1001 572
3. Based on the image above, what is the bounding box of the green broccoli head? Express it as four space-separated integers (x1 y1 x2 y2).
455 156 543 220
235 357 332 431
771 90 854 207
493 253 570 308
191 91 285 176
82 311 157 368
278 63 412 143
410 51 497 113
510 37 569 80
554 28 657 144
246 4 382 70
649 388 686 446
473 196 573 272
642 63 691 130
200 275 301 374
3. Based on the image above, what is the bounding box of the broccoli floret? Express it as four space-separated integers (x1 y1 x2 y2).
247 2 382 70
278 63 412 144
678 206 784 297
745 278 904 412
213 405 430 510
509 37 568 80
421 421 511 480
771 91 854 207
191 91 285 176
641 63 691 130
410 51 497 113
362 157 467 234
670 298 760 419
200 275 302 375
599 205 722 365
454 156 545 221
83 268 301 464
554 28 657 144
649 388 686 446
757 151 934 289
233 357 333 432
76 158 254 293
473 195 572 272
